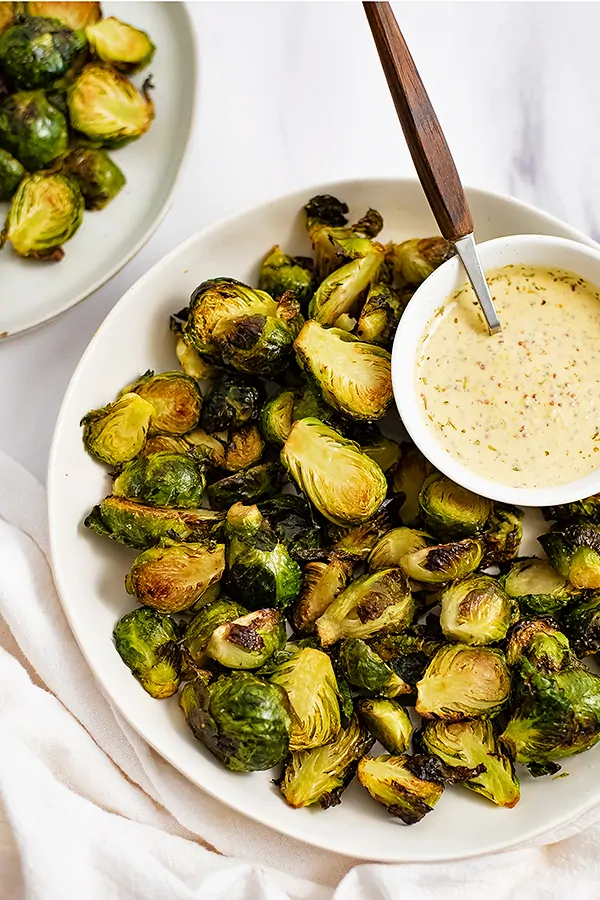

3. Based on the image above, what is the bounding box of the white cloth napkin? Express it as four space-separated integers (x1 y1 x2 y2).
2 448 600 900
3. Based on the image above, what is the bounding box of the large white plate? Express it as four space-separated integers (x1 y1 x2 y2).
0 1 196 338
48 178 600 862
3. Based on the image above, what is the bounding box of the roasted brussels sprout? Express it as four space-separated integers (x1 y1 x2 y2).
309 237 385 327
501 557 578 616
258 245 314 307
356 283 407 346
221 424 264 472
416 644 510 720
113 607 181 699
207 461 283 509
2 172 83 260
258 493 324 554
386 237 455 285
271 647 341 749
292 555 353 633
392 442 435 527
0 91 68 170
186 580 222 615
141 434 190 456
0 3 16 38
174 334 216 381
0 16 86 89
0 148 24 201
279 714 373 808
356 698 413 754
81 392 154 465
212 312 294 377
180 672 291 772
68 63 154 146
281 419 387 527
113 452 206 508
400 537 484 585
419 719 520 808
439 574 519 645
183 429 226 467
61 147 125 210
294 321 393 421
369 628 443 687
304 195 383 282
259 389 295 445
562 595 600 657
538 522 600 589
482 503 524 568
368 527 432 572
327 500 395 562
543 495 600 524
419 474 493 540
127 371 202 436
85 17 155 73
357 754 443 824
200 373 262 434
207 608 286 669
183 597 247 665
291 381 334 424
126 542 225 613
316 568 414 647
85 496 224 549
361 433 401 475
184 278 277 357
505 618 567 669
338 639 411 698
24 3 101 30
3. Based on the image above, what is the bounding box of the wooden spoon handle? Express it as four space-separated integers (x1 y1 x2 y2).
364 1 473 242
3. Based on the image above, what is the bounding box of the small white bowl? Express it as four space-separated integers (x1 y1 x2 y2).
393 233 600 508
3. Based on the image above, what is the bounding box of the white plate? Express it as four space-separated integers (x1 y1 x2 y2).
48 178 600 863
0 1 196 338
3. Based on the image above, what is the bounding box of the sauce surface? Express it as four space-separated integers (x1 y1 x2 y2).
416 265 600 488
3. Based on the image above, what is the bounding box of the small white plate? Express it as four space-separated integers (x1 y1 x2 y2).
0 1 196 338
48 178 600 862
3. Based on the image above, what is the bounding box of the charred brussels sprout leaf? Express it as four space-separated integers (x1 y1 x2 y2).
279 714 373 808
221 424 264 472
24 3 101 30
368 527 432 572
275 291 305 338
85 17 156 73
281 418 387 527
419 473 493 540
201 373 262 434
127 371 202 436
543 494 600 524
501 557 578 616
258 245 314 308
393 442 435 527
181 672 291 772
2 172 83 260
68 63 154 147
207 608 286 669
0 148 24 201
562 595 600 658
482 503 524 568
387 237 455 285
356 698 413 754
357 754 443 824
113 607 180 699
84 496 224 549
0 3 16 38
258 493 324 555
338 638 412 698
0 16 86 89
439 574 519 645
294 321 393 421
416 644 510 720
538 521 600 589
207 461 284 509
184 277 277 357
81 392 154 465
113 452 206 508
271 647 341 750
0 91 68 170
182 597 248 664
62 147 126 210
293 555 353 633
212 312 294 377
259 389 295 445
400 537 484 585
126 542 225 613
356 283 407 346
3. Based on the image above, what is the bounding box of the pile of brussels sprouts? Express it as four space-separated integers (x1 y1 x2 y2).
82 192 600 825
0 2 155 261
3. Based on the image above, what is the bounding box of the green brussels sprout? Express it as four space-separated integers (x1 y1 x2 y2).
482 503 524 568
281 419 387 527
258 494 324 555
361 433 401 474
368 527 432 572
562 595 600 657
309 238 385 328
212 312 294 377
0 148 24 201
0 3 17 38
207 461 284 509
113 607 181 699
225 502 302 610
24 2 101 30
419 473 493 540
180 672 291 772
538 522 600 589
400 537 484 585
174 335 216 381
543 494 600 524
271 647 341 749
141 434 190 456
84 496 224 549
386 237 455 285
61 147 126 210
357 754 443 824
0 16 86 89
81 392 154 465
316 569 414 647
126 371 202 436
294 321 393 421
419 719 520 808
501 557 578 616
0 91 68 170
279 714 374 808
338 638 411 698
182 597 248 665
291 381 334 424
207 608 286 669
416 644 510 720
68 63 154 147
505 618 568 670
258 245 314 308
356 698 413 754
259 389 295 445
292 555 353 633
200 373 262 434
113 452 206 509
2 172 83 261
439 574 519 645
184 277 277 357
85 17 155 73
356 283 407 346
369 629 443 687
392 442 435 527
221 424 264 472
125 541 225 613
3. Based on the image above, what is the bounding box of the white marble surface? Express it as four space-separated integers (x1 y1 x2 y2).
1 0 600 483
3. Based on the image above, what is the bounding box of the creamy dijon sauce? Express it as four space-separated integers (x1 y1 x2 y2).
416 265 600 488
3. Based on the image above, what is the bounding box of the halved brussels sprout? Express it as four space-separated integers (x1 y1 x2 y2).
113 607 181 699
0 16 86 89
416 644 510 720
562 595 600 658
501 557 578 616
281 418 387 527
68 63 154 147
294 321 393 421
338 638 411 698
538 522 600 589
0 3 16 38
259 389 295 445
368 527 432 572
258 493 324 555
400 537 484 585
419 719 520 808
361 433 401 475
356 283 407 346
184 278 277 357
212 312 294 377
81 392 154 465
482 503 524 568
304 195 383 282
126 542 225 613
180 672 291 772
505 618 568 670
329 500 396 560
200 372 262 434
0 148 24 201
356 698 413 754
439 574 519 645
113 452 206 508
419 474 493 540
309 239 385 327
221 424 264 472
127 371 202 435
386 237 455 285
174 335 216 381
0 91 68 170
369 629 442 687
207 608 286 669
141 435 189 456
207 461 283 509
316 569 414 647
85 496 224 549
271 647 341 750
292 555 353 633
279 714 374 808
182 597 248 665
258 245 314 307
357 754 443 824
61 147 126 210
183 429 226 467
85 17 155 73
543 494 600 524
24 3 101 30
393 442 435 527
2 172 83 261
